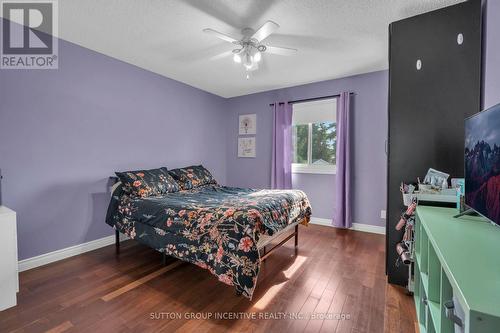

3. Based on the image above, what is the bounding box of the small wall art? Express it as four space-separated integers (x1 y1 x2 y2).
238 137 256 158
239 114 257 135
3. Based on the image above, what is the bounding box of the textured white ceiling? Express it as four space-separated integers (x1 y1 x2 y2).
55 0 462 97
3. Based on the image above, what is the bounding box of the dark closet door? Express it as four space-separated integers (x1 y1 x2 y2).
387 0 482 286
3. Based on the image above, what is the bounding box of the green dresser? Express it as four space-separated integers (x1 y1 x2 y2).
414 207 500 333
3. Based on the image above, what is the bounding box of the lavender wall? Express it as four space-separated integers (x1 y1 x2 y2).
3 0 498 261
291 173 336 220
225 71 389 226
484 0 500 109
0 37 227 260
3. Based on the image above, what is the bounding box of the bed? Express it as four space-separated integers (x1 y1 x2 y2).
105 167 311 299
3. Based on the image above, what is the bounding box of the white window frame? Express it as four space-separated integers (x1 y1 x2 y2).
291 99 337 175
292 163 337 175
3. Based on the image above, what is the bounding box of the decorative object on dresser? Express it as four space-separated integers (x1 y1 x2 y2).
397 170 459 295
0 205 18 311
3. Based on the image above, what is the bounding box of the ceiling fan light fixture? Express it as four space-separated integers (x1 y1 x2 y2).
233 53 242 63
243 52 253 68
203 21 296 78
253 51 262 62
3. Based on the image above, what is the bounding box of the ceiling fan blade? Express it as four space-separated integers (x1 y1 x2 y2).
251 20 279 42
266 46 298 56
209 50 233 61
203 28 239 43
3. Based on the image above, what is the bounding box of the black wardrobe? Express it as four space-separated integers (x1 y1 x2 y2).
387 0 483 286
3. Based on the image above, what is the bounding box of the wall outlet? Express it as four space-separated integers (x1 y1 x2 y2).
380 210 386 219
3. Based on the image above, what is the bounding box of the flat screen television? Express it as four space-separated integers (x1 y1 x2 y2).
464 103 500 226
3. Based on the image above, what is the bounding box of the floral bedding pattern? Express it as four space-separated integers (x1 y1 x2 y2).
168 165 218 190
105 184 311 299
116 167 179 197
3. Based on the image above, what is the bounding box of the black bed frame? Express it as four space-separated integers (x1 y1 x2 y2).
110 176 299 265
115 225 298 264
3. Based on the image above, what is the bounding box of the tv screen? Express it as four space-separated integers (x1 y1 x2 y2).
465 103 500 226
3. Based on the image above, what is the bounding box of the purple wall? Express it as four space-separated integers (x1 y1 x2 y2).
0 37 227 260
484 0 500 109
292 173 336 220
2 0 498 260
225 71 389 226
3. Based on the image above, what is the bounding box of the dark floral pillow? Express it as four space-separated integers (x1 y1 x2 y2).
168 165 217 190
115 167 179 198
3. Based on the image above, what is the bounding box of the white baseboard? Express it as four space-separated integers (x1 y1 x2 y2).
18 233 128 272
309 217 334 227
18 217 385 273
309 217 386 235
351 222 386 235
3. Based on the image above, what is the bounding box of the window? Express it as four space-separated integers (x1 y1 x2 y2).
292 98 337 174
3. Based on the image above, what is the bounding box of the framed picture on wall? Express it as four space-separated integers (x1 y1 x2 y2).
239 114 257 135
238 137 256 158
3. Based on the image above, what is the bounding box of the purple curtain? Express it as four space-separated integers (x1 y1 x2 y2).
333 92 352 228
271 102 293 189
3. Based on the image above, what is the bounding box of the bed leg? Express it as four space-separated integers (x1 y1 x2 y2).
115 230 120 254
162 252 167 265
294 225 299 248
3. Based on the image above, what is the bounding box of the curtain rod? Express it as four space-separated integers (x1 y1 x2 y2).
268 92 355 106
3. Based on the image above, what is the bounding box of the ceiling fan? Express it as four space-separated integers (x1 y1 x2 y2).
203 21 297 74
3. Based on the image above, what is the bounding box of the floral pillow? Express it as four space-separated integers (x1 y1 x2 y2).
168 165 218 190
115 167 179 198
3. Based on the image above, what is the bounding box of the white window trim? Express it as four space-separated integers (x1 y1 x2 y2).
292 163 337 175
292 98 337 175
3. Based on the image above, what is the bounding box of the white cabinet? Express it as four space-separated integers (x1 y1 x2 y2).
0 206 18 311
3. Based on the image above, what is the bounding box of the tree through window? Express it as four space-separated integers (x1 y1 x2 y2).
292 98 337 173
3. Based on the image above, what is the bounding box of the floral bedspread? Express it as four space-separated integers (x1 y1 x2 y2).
105 184 311 299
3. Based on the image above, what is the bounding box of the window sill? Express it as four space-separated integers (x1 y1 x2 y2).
292 164 336 175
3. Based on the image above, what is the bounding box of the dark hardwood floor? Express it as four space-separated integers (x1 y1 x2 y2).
0 225 417 333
